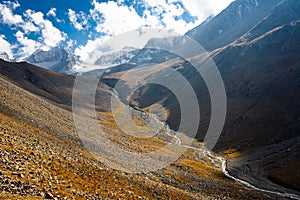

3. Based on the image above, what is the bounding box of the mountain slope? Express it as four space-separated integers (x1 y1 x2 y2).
122 19 300 195
0 75 195 199
186 0 283 50
239 0 300 42
0 59 275 199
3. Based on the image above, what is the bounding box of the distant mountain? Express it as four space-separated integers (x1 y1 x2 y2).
186 0 283 50
0 52 11 62
94 38 181 70
93 37 183 74
94 47 140 67
25 46 81 73
105 36 186 74
130 36 183 64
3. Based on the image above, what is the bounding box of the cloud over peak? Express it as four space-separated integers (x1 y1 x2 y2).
0 0 234 60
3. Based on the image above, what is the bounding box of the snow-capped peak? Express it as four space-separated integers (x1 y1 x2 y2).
94 47 140 68
25 46 81 73
0 52 11 62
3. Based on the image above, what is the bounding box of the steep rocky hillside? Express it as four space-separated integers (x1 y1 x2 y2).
0 59 276 199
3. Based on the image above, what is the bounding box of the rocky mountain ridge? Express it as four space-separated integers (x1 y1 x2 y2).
25 46 81 74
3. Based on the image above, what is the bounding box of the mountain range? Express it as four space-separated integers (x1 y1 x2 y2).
0 0 299 199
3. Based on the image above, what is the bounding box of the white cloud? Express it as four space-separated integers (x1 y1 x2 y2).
159 3 196 33
0 35 14 59
47 8 63 23
75 36 110 62
75 29 180 63
42 21 67 47
0 2 23 25
22 21 39 33
167 0 180 3
68 9 89 30
180 0 234 21
47 7 56 17
68 9 82 30
142 0 233 33
91 1 146 35
145 0 167 8
25 9 67 47
142 0 195 32
89 0 219 37
142 10 161 27
161 12 194 33
166 3 185 16
116 0 125 5
67 39 77 48
5 1 20 9
0 3 67 58
75 0 235 63
77 0 201 62
15 30 41 58
25 10 44 25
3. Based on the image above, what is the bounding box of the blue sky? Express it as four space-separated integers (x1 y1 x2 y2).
0 0 234 60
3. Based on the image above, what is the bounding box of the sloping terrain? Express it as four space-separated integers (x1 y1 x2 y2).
186 0 283 50
238 0 300 43
0 59 112 112
121 20 300 195
0 59 276 199
129 21 300 150
212 21 300 151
